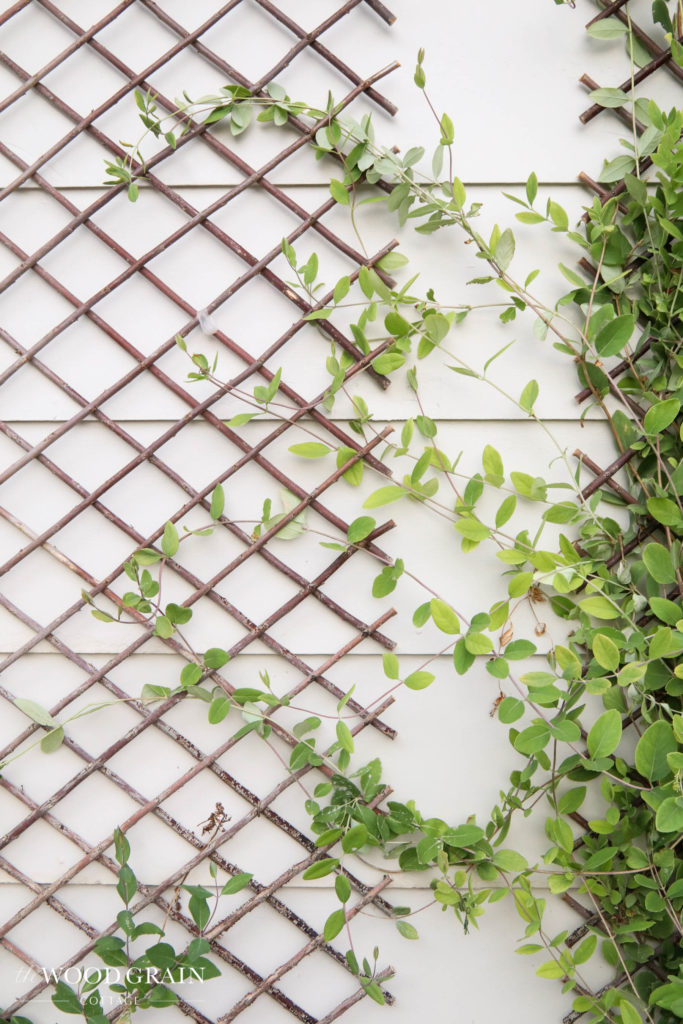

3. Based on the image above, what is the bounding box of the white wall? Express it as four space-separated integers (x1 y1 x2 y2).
0 0 669 1021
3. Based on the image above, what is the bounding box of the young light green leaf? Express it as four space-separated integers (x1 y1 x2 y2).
289 443 332 459
592 634 620 672
382 652 400 679
329 179 350 205
519 379 539 413
210 483 225 520
161 521 179 558
363 486 406 508
336 720 354 754
587 709 622 759
430 598 460 634
403 670 435 690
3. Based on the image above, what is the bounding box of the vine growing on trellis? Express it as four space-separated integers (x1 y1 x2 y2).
5 3 683 1023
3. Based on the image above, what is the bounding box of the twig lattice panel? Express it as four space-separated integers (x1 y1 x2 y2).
0 2 400 1021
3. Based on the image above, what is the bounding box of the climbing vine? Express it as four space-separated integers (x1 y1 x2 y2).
5 3 683 1022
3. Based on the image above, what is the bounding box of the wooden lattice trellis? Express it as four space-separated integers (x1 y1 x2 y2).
0 2 403 1021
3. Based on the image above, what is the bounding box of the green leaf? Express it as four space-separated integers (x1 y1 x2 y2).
114 828 130 865
619 1000 643 1024
204 648 230 669
495 228 515 270
14 698 55 727
363 486 406 508
536 960 566 979
302 858 339 880
579 595 620 620
587 709 622 759
656 797 683 833
224 411 261 428
443 824 484 846
134 547 161 565
498 697 525 723
482 444 504 485
342 824 368 852
404 671 435 690
372 352 405 374
362 981 386 1006
377 252 409 271
165 603 192 625
643 399 680 435
592 634 620 672
52 982 83 1014
289 443 332 459
594 314 634 357
336 446 364 486
464 633 493 655
508 572 533 598
598 154 636 182
385 312 412 336
188 892 210 930
642 543 676 585
519 379 539 413
116 864 137 904
504 639 537 659
147 985 178 1008
221 872 253 895
548 201 568 231
586 17 629 38
323 908 346 940
588 87 629 108
430 598 460 634
335 875 351 903
210 483 225 520
40 726 65 753
329 179 349 205
333 276 351 303
526 171 538 204
154 615 174 638
454 518 490 542
495 495 516 527
453 638 475 675
557 787 586 814
396 920 419 939
180 664 203 687
208 697 231 724
647 497 682 527
649 597 682 625
161 521 179 558
347 516 376 543
520 672 557 689
516 211 545 225
382 652 399 679
336 720 354 753
635 720 676 781
452 177 466 209
493 849 528 873
514 723 551 756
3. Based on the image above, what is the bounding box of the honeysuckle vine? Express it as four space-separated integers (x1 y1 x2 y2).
6 3 683 1023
